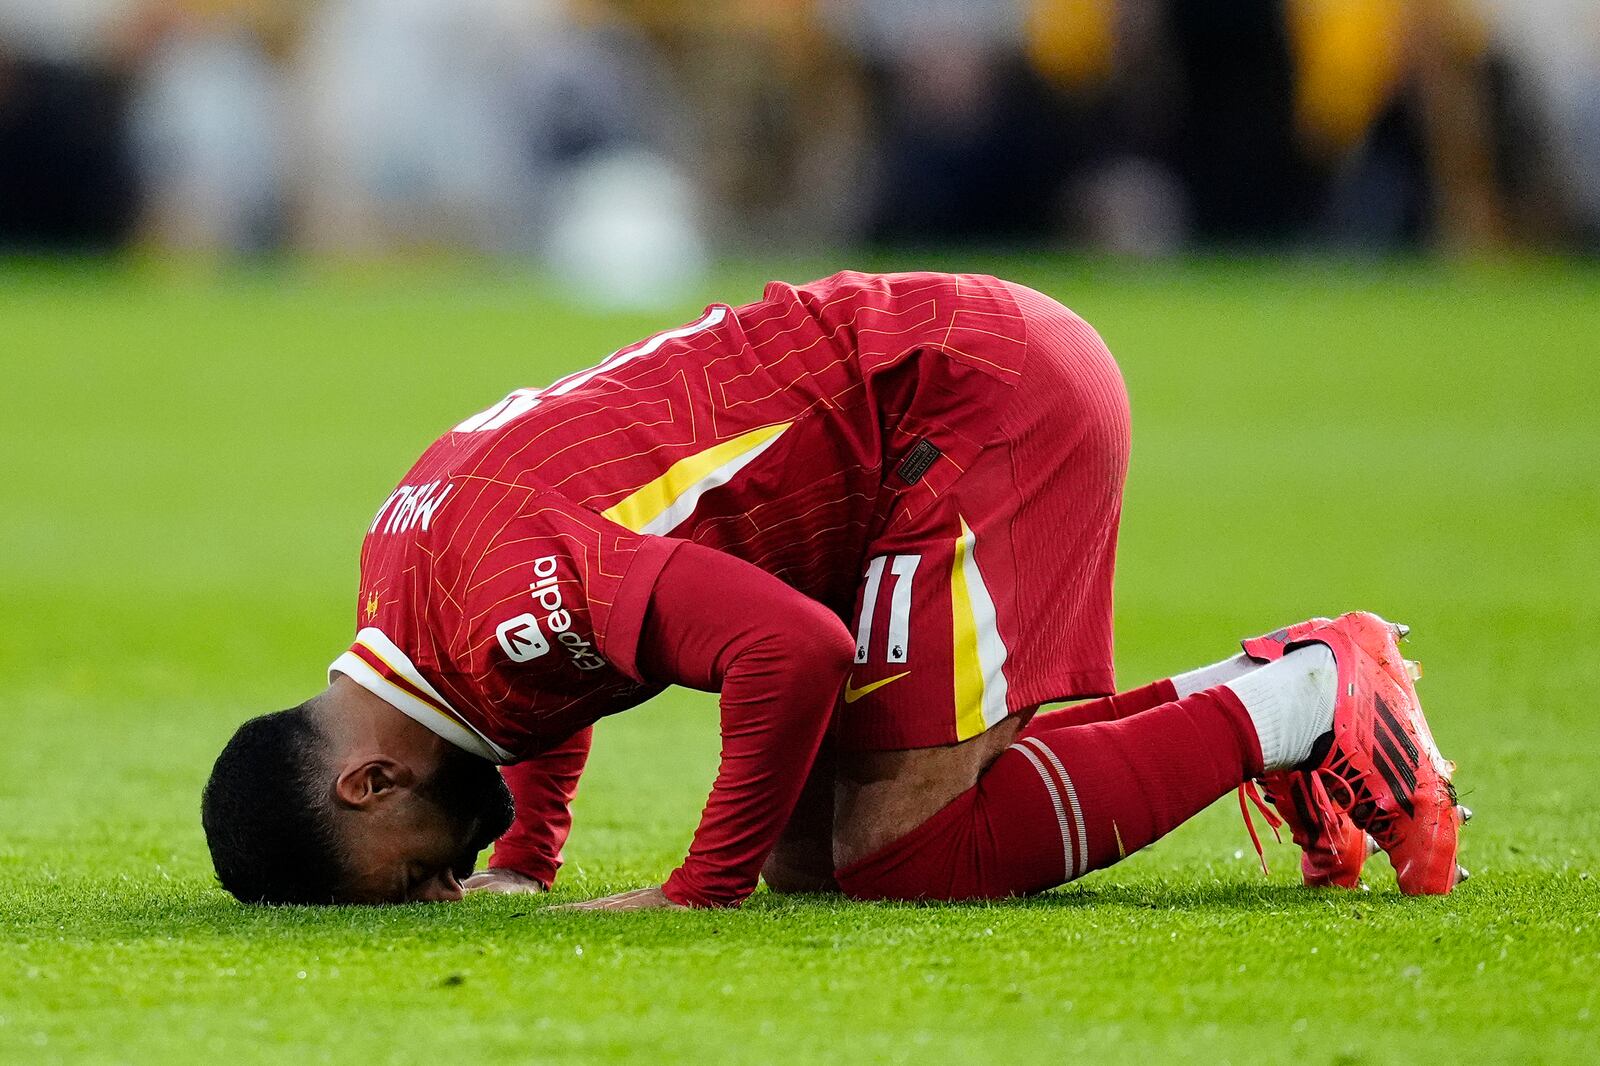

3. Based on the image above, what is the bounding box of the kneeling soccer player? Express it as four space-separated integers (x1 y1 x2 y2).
201 271 1465 908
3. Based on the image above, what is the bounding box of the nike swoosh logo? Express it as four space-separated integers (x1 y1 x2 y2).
843 671 910 704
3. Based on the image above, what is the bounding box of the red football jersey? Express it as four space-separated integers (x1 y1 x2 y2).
330 271 1028 762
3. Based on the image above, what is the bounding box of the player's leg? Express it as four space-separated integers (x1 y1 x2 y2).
838 613 1464 899
829 651 1267 870
1025 639 1375 890
833 717 1020 868
1022 652 1258 731
834 648 1336 898
761 741 840 894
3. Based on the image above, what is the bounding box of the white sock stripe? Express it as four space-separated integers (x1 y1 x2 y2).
1010 743 1075 882
1021 736 1089 876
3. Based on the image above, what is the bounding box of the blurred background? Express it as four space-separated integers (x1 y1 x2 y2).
3 8 1598 1059
2 0 1598 305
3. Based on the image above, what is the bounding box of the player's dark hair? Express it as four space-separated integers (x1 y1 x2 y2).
201 704 348 905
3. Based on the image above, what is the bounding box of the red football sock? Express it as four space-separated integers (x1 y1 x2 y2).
836 687 1264 900
1021 678 1178 731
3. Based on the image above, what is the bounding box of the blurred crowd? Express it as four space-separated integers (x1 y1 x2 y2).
3 0 1599 277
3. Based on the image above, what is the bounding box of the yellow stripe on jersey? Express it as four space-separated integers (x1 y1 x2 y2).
950 516 1011 741
603 422 791 535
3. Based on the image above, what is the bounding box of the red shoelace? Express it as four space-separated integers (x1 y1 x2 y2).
1237 781 1284 876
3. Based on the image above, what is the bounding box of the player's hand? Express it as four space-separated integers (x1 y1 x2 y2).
462 869 548 895
555 886 686 911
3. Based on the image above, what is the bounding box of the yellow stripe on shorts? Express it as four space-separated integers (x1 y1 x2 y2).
950 516 1010 741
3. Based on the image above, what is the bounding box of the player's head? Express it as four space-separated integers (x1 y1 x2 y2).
201 695 513 905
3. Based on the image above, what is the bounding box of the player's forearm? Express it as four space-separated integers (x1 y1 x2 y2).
662 621 850 906
636 542 854 908
488 726 594 886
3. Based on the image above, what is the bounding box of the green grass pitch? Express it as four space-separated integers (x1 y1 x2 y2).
2 257 1597 1063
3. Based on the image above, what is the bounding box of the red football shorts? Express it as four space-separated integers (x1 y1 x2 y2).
835 282 1130 751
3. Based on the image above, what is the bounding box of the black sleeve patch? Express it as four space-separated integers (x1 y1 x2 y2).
895 438 942 486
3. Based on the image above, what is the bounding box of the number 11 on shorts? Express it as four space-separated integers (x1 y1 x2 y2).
854 554 921 664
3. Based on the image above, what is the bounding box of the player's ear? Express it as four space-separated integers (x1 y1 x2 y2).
331 756 415 811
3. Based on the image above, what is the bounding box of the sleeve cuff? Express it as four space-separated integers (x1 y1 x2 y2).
661 868 734 908
596 534 681 684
